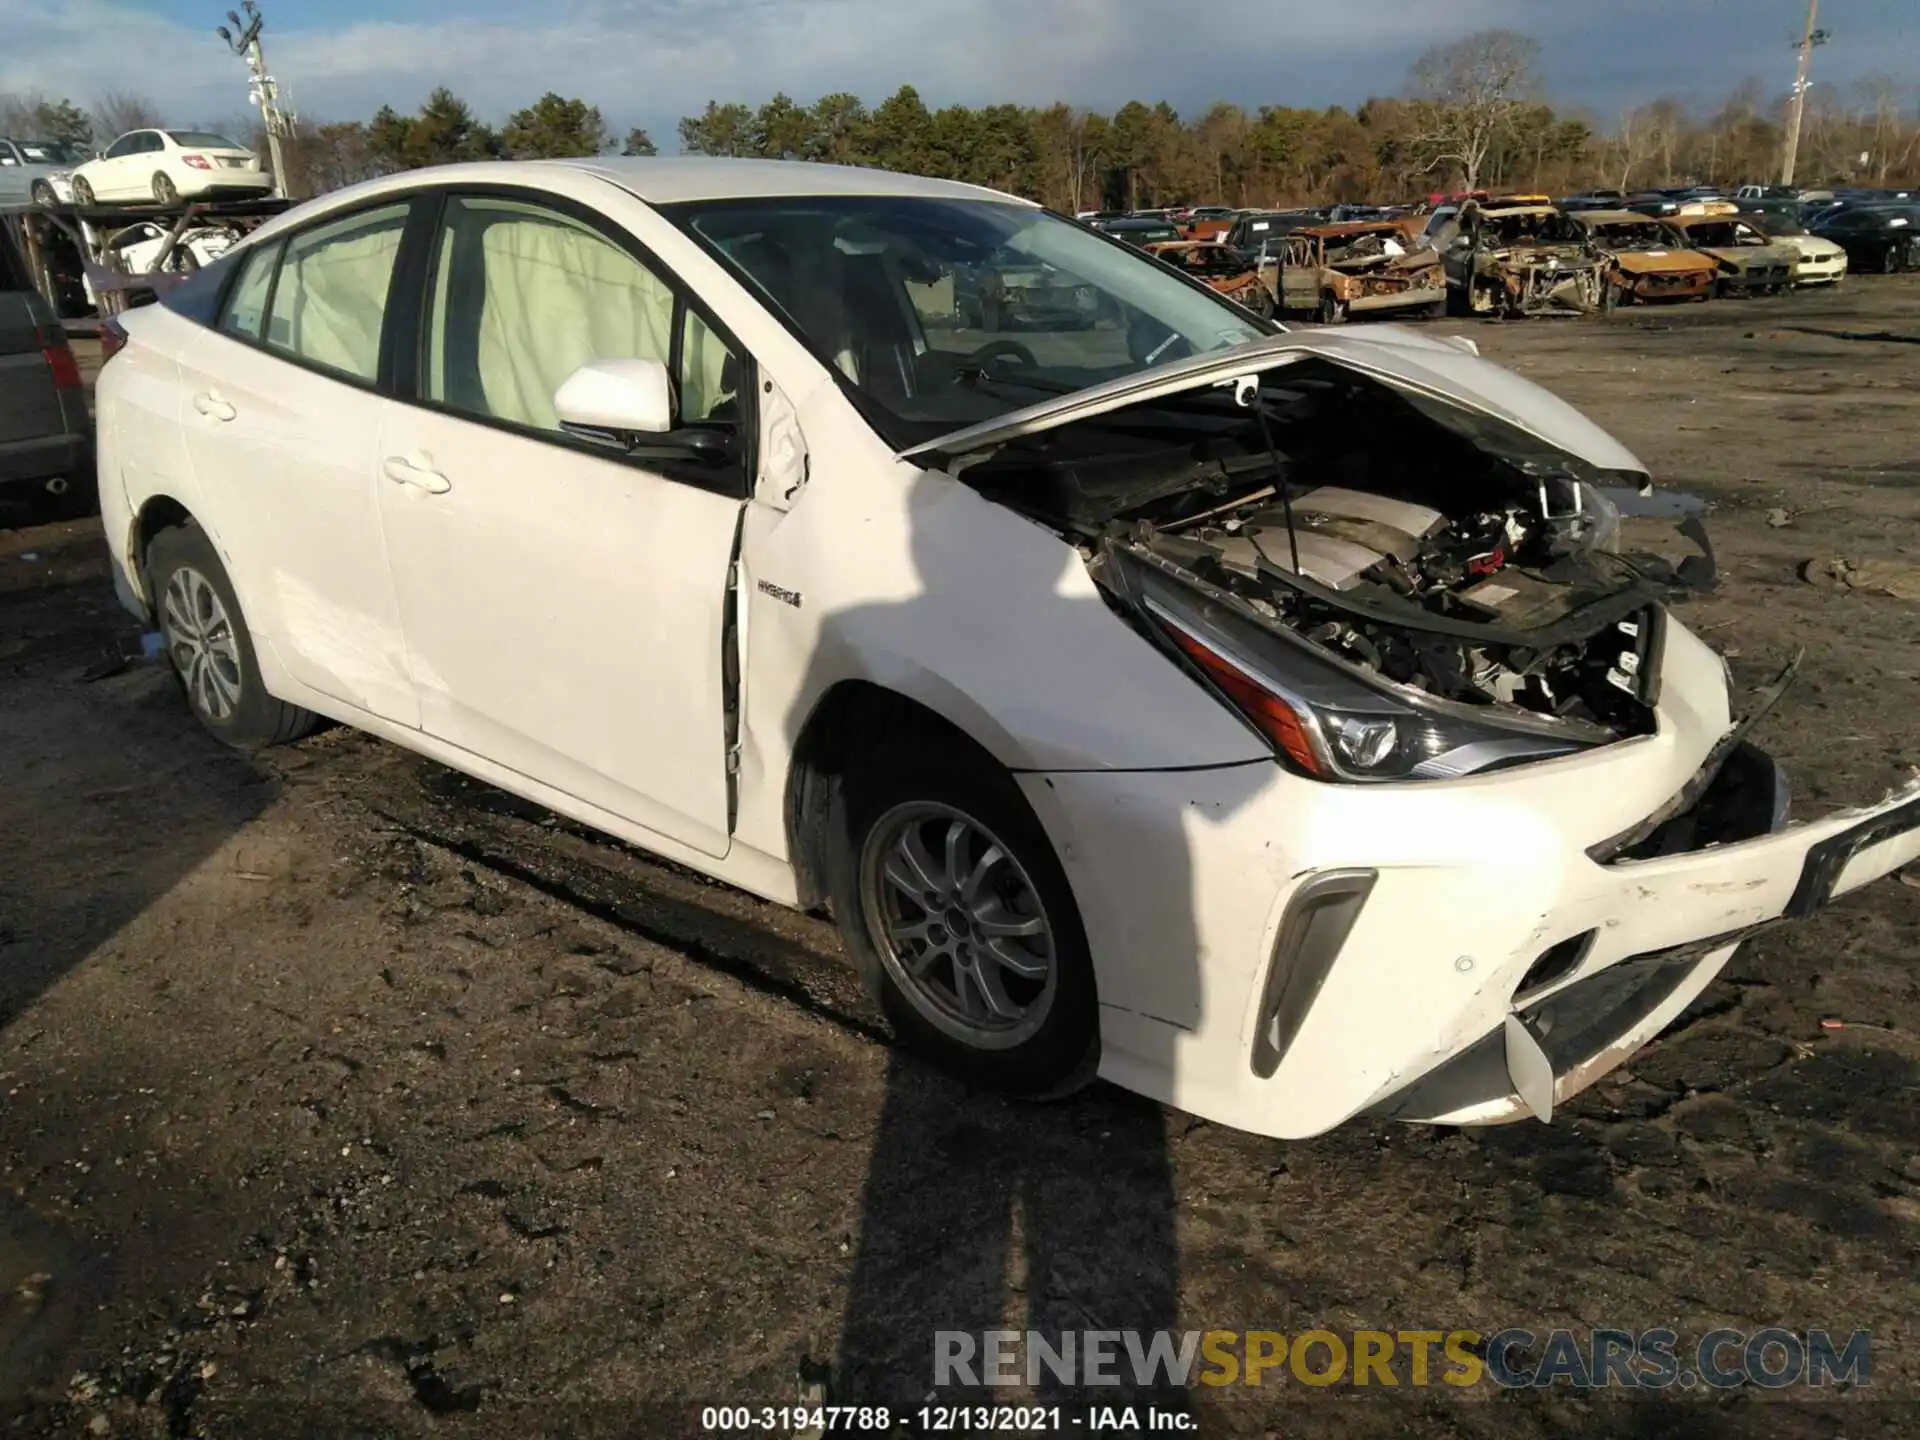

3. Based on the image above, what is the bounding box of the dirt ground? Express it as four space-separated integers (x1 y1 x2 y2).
3 281 1919 1439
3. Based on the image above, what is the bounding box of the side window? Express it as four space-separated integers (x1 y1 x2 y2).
425 195 738 437
218 240 281 341
679 307 738 426
105 134 135 159
264 203 409 382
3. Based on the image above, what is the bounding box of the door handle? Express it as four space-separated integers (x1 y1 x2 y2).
381 454 451 494
193 391 236 422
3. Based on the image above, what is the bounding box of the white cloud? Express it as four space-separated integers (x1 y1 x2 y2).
1 0 1913 141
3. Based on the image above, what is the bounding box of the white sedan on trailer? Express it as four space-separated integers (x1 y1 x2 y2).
92 159 1920 1139
71 129 272 206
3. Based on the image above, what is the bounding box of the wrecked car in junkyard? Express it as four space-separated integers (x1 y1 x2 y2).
1735 211 1848 286
1143 239 1275 318
951 243 1102 330
97 161 1920 1141
1433 202 1611 317
1667 215 1799 296
1575 211 1718 304
1267 220 1446 323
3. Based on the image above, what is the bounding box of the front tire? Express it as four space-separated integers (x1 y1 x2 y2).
72 176 95 206
30 181 55 207
147 524 318 748
825 741 1098 1097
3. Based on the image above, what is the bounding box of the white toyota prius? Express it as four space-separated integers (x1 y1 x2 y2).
94 159 1920 1139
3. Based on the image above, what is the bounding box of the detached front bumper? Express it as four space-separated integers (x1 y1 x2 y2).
1021 622 1920 1139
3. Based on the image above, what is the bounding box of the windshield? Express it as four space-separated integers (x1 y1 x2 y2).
1482 211 1585 246
17 140 85 165
1588 220 1679 250
168 131 243 150
666 196 1268 448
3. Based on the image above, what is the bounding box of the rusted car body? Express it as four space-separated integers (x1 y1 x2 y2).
1435 203 1610 317
1576 211 1718 303
1667 215 1799 295
1268 219 1445 323
1143 240 1274 317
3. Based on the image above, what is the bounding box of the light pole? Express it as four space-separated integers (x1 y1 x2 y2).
216 1 293 198
1779 0 1831 187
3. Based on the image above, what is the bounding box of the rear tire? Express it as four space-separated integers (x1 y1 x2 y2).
152 172 178 205
823 739 1099 1098
146 524 318 749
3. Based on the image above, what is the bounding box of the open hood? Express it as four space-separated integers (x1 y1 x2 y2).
898 328 1651 484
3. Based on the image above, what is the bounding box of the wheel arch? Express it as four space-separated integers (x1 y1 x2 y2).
128 493 196 606
783 679 1015 912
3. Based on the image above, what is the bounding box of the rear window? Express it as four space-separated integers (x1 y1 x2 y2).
168 131 243 150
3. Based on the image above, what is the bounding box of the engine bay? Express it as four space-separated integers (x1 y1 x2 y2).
1134 481 1663 736
950 355 1706 743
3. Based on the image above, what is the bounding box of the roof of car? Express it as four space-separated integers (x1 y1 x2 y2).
549 156 1033 206
1576 210 1667 225
1479 204 1560 218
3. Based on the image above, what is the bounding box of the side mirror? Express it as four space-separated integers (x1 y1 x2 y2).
554 358 731 467
555 357 673 436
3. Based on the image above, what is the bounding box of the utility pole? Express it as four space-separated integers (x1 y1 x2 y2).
1779 0 1831 187
216 1 294 198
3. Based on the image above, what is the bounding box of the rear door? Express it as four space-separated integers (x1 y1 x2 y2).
374 190 749 856
175 200 422 726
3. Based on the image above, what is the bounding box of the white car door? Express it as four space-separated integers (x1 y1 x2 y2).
375 191 746 857
101 131 150 199
175 200 421 726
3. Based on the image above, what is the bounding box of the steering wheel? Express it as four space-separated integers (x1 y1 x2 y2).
963 339 1039 371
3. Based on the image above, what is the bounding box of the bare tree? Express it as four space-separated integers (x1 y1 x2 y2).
1856 75 1918 182
1406 29 1540 190
1612 103 1668 191
91 91 165 142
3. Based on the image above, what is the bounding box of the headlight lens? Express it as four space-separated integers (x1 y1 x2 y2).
1130 556 1611 783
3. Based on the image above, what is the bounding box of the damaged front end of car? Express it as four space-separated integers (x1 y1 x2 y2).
915 337 1707 785
1474 248 1610 316
901 330 1920 1133
1458 206 1610 317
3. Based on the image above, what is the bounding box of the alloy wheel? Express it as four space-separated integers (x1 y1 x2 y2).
859 801 1058 1049
160 566 243 722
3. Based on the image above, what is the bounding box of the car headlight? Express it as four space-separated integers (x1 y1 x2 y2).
1122 554 1623 783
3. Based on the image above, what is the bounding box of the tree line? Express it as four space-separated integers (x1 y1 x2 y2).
6 30 1917 208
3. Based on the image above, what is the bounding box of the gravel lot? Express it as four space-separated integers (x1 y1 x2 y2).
3 281 1919 1438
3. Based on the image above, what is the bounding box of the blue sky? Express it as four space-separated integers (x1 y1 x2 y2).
3 0 1915 143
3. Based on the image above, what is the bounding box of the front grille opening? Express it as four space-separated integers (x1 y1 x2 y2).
1515 930 1595 1002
